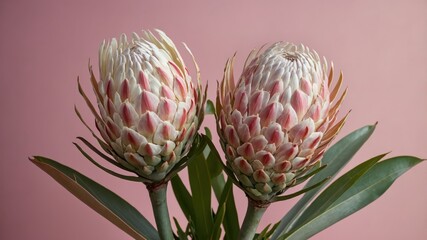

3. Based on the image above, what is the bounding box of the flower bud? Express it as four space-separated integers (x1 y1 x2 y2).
86 30 204 182
217 42 347 201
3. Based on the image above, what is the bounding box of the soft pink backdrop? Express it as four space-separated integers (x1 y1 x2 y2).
1 0 426 239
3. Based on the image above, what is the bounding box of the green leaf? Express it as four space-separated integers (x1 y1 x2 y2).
292 153 387 227
272 177 330 202
209 173 240 240
210 180 233 240
205 136 242 192
166 134 208 182
203 131 223 199
205 99 216 115
205 141 223 180
265 222 280 239
171 175 194 221
30 156 159 240
282 156 423 240
203 135 239 240
256 222 279 240
271 124 376 239
186 218 197 239
174 217 188 240
204 127 213 140
188 145 213 239
294 163 325 186
255 222 280 240
203 133 225 198
210 171 226 199
256 224 272 240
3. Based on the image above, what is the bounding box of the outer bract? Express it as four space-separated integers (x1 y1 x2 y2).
217 42 347 201
84 30 204 183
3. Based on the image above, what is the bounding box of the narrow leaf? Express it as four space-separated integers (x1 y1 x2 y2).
210 180 233 240
30 156 159 240
282 156 423 240
205 143 223 180
205 137 242 191
188 146 213 239
211 172 226 200
210 173 239 240
256 224 272 240
293 153 386 227
273 177 330 202
174 217 188 240
203 135 239 240
265 222 280 239
271 124 376 239
166 134 207 181
294 164 326 186
171 174 195 221
205 127 213 140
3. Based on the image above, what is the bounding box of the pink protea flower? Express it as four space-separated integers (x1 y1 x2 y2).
216 42 347 201
81 30 205 183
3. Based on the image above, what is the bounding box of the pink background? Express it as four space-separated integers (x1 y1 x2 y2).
1 0 426 239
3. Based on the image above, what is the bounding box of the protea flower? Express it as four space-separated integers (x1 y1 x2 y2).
80 30 205 184
217 42 347 203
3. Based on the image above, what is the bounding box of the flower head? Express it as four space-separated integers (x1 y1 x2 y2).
217 42 347 201
82 30 205 183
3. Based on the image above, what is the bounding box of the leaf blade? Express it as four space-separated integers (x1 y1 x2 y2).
203 135 240 240
30 156 159 240
291 153 387 227
283 156 423 240
174 217 188 240
187 145 213 239
271 124 376 239
210 180 233 240
272 177 330 202
171 174 195 221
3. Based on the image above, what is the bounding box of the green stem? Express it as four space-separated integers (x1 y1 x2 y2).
148 183 174 240
239 198 269 240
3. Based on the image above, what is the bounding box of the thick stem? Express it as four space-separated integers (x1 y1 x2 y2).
147 183 174 240
239 198 269 240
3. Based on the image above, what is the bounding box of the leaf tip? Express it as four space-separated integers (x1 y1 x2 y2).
29 156 42 162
